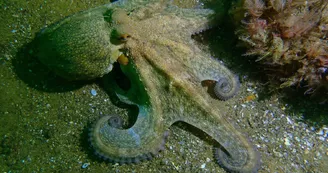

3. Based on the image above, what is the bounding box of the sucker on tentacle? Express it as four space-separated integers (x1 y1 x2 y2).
108 114 124 129
214 141 261 173
213 76 240 100
89 114 169 164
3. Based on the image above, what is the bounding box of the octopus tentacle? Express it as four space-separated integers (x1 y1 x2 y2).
89 115 169 164
194 56 240 100
88 62 168 164
214 144 261 173
177 111 260 173
213 76 240 100
137 47 260 171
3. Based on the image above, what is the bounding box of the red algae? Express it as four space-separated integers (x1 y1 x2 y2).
233 0 328 93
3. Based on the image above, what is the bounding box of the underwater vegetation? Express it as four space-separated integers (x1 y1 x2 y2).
232 0 328 94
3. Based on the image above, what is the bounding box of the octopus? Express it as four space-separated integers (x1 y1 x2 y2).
36 0 261 172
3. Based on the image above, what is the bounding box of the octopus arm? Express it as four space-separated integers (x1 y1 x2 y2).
164 5 216 34
195 56 240 100
89 62 168 164
130 45 260 172
169 83 260 173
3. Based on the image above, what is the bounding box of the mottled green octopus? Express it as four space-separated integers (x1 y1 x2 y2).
36 0 260 172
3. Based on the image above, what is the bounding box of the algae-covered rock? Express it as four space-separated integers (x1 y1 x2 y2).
232 0 328 93
36 5 123 80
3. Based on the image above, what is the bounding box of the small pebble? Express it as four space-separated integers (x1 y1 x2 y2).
81 162 90 169
90 89 97 96
284 137 291 146
316 130 324 136
286 117 293 124
318 136 325 141
200 163 206 169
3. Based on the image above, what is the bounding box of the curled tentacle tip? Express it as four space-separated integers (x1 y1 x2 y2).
213 146 261 173
214 76 240 100
89 115 169 165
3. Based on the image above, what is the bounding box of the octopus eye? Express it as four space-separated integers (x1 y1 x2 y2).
119 34 131 41
110 29 130 44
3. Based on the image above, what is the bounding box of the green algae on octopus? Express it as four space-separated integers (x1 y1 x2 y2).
36 0 260 172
